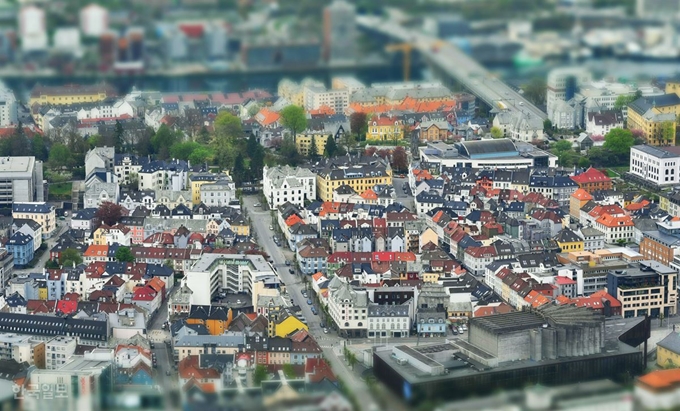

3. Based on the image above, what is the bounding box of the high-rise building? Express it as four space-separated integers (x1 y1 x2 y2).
0 89 17 126
323 0 357 63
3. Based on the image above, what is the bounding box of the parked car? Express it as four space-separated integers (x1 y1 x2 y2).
458 326 464 333
285 260 291 266
311 307 317 315
451 328 458 335
254 203 261 207
462 324 468 331
307 299 312 305
269 225 273 230
166 370 171 376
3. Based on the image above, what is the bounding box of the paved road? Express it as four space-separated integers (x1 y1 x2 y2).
13 216 70 278
356 15 547 122
242 195 380 411
392 176 415 211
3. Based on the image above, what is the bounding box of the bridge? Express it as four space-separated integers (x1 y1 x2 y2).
357 15 548 125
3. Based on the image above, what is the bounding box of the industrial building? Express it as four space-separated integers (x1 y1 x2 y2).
419 139 557 170
373 306 648 404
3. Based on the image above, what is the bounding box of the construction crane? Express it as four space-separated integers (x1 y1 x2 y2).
385 43 413 82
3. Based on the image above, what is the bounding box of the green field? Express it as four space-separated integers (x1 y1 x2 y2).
49 182 72 197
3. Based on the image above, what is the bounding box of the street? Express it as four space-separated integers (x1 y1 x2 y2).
242 195 380 411
392 176 415 211
13 214 70 277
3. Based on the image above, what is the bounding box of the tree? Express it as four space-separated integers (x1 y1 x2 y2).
96 201 124 226
151 124 178 159
308 136 319 159
247 103 262 117
522 77 547 106
577 157 591 168
340 132 356 154
197 126 211 145
279 135 302 166
490 126 504 139
188 147 212 165
279 105 307 139
282 363 296 379
553 140 573 152
253 365 267 386
135 128 154 157
662 121 676 145
170 141 201 161
543 119 553 131
31 134 48 161
214 111 242 139
324 135 338 158
604 128 634 156
391 146 408 172
115 246 135 263
59 248 83 268
349 112 368 142
114 120 125 152
614 94 638 110
232 153 247 185
48 143 72 170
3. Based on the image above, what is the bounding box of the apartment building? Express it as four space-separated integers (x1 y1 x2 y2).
12 202 56 238
628 94 680 146
0 157 44 205
326 276 368 338
630 145 680 188
263 165 317 209
45 336 77 370
607 260 677 319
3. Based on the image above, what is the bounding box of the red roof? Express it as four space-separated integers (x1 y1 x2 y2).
571 167 611 184
554 276 576 285
305 358 336 383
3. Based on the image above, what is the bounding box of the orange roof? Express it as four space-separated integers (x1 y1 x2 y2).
146 277 165 293
312 272 324 282
571 188 593 201
360 189 378 200
308 105 335 116
84 245 109 257
596 213 634 228
285 214 304 227
524 290 550 308
555 295 572 305
638 369 680 390
255 108 280 126
625 199 650 211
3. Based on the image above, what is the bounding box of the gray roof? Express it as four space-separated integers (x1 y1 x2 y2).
658 332 680 354
459 139 516 157
633 144 680 159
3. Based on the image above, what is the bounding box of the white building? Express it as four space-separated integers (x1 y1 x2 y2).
85 146 115 179
45 336 77 370
546 67 593 127
80 3 109 37
263 165 317 209
326 276 368 338
0 156 44 205
586 111 624 136
367 304 410 339
138 160 188 192
200 179 236 207
303 84 349 113
53 27 82 57
19 6 48 51
0 90 18 126
185 253 280 306
630 145 680 188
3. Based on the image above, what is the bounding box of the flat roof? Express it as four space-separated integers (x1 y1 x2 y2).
396 345 442 368
0 156 34 175
469 311 546 335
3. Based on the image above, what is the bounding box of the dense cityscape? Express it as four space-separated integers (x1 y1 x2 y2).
0 0 679 411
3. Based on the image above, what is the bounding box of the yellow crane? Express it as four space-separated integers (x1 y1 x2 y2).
385 43 413 82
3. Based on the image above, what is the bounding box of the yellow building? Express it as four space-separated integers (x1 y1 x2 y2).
296 133 329 157
272 311 308 338
657 331 680 368
420 272 441 283
29 83 115 107
366 116 404 141
555 228 584 252
12 203 56 238
227 215 250 236
38 285 47 301
186 306 233 336
627 95 680 146
316 164 392 202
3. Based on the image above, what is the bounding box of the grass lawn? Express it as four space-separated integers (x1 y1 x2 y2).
605 166 629 178
49 182 72 196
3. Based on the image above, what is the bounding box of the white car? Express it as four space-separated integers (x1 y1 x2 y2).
253 203 261 207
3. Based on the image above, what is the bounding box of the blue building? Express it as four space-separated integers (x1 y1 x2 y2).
416 309 447 337
6 232 34 267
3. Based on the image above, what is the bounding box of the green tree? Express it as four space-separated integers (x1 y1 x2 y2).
114 120 125 152
87 134 105 149
48 143 72 170
279 105 307 139
350 112 368 142
543 119 553 131
188 147 213 165
308 136 319 159
340 132 356 154
247 103 262 117
522 77 547 106
31 134 48 161
279 135 302 166
152 124 178 159
59 248 83 267
115 246 135 263
214 111 242 139
490 126 504 138
662 121 676 145
391 146 409 172
324 135 338 157
577 157 591 168
604 128 635 156
232 153 246 185
554 140 573 152
253 365 267 386
170 141 201 161
197 126 211 145
282 363 296 379
614 94 638 110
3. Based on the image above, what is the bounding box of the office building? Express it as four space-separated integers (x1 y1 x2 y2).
607 260 678 318
0 157 44 205
629 145 680 189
